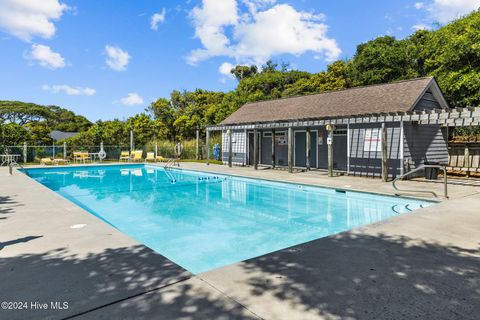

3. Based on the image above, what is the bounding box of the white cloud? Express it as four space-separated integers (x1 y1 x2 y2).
150 8 166 30
26 44 66 69
414 2 425 9
188 0 238 64
105 45 130 71
219 62 235 78
0 0 69 41
120 93 144 106
412 23 430 30
42 84 96 96
242 0 277 13
188 0 340 66
419 0 480 23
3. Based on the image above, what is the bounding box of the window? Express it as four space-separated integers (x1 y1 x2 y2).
263 132 272 138
334 129 347 136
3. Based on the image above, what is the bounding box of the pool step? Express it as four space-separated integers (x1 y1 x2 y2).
392 203 425 214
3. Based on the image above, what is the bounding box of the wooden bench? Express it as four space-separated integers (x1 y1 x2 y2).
447 144 480 176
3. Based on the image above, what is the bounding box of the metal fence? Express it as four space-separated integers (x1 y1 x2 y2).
0 141 222 164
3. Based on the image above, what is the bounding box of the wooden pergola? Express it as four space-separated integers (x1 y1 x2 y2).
205 107 480 181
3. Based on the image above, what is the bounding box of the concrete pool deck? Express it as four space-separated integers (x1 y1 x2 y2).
0 163 479 319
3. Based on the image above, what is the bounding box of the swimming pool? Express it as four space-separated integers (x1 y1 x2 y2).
26 164 434 274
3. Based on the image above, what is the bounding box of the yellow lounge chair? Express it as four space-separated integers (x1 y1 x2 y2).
119 151 130 162
145 152 156 162
156 155 166 162
73 151 91 164
132 150 143 162
53 158 69 165
40 157 54 165
41 158 69 165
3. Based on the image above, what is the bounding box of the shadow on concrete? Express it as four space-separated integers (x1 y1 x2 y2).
0 195 23 217
238 232 480 320
0 245 255 320
0 236 43 250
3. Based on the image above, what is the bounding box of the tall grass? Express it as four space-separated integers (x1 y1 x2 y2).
144 135 222 160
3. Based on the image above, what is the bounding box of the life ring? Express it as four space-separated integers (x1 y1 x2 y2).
98 150 107 160
174 143 184 157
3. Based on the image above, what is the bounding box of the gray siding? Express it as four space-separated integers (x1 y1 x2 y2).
415 90 441 110
403 124 448 172
349 123 402 177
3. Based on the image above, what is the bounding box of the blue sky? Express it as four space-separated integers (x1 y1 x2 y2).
0 0 478 121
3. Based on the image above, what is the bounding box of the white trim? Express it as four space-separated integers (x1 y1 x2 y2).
244 128 247 165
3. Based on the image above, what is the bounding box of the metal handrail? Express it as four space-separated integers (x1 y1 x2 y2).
8 161 25 175
392 164 448 199
162 158 178 183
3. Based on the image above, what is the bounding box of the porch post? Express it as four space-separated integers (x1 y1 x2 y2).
347 124 352 175
206 129 210 165
228 128 233 168
63 142 67 160
288 127 293 173
271 129 276 168
327 125 334 177
253 128 258 170
399 121 404 176
381 122 388 182
306 127 311 171
465 144 470 177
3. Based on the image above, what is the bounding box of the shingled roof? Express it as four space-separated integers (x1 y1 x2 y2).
221 77 446 125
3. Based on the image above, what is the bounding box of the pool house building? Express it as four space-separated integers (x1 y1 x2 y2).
206 77 456 180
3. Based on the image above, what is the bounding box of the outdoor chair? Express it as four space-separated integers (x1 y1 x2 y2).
73 152 92 164
145 152 156 162
132 150 143 162
40 157 54 165
156 155 166 162
41 157 70 166
119 151 130 162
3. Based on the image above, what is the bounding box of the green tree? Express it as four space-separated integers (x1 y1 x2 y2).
230 65 258 81
349 36 420 86
0 123 31 146
25 122 52 145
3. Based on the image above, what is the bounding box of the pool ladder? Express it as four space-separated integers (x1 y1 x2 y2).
392 164 448 199
162 158 178 183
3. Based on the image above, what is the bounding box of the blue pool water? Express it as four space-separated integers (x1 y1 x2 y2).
26 164 434 274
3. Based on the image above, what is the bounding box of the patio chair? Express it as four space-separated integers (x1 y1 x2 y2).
73 152 91 164
132 150 143 162
145 152 156 162
119 151 130 162
53 158 69 165
40 157 54 165
156 155 166 162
